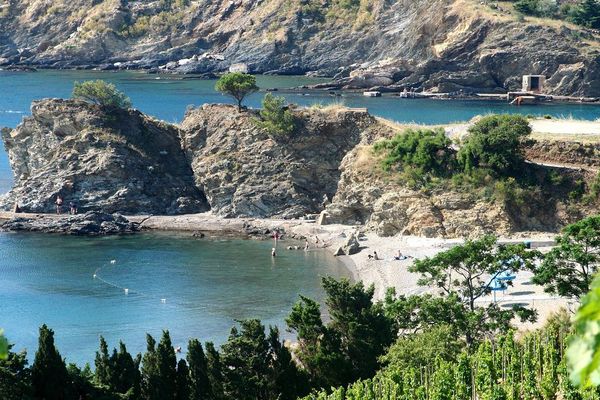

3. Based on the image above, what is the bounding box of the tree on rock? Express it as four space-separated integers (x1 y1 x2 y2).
533 215 600 299
72 80 132 109
215 72 258 111
256 93 296 136
31 324 69 400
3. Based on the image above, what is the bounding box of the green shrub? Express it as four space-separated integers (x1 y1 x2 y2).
72 80 132 109
373 128 455 176
256 93 296 136
457 114 531 177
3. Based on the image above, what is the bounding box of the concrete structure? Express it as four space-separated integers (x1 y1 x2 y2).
522 75 546 93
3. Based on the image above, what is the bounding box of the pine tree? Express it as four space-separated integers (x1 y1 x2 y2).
220 320 272 400
31 324 69 400
187 339 211 399
175 358 191 400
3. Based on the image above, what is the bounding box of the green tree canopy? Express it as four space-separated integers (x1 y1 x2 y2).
533 215 600 299
187 339 211 399
72 80 133 109
457 114 531 177
568 272 600 388
397 235 538 345
256 93 296 136
215 72 259 111
0 343 31 400
373 128 455 175
0 329 7 360
287 277 394 389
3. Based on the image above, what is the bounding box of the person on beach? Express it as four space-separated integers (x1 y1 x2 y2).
304 240 309 251
271 248 277 257
55 195 63 215
69 201 78 215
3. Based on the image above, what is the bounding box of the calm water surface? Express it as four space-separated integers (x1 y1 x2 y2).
0 232 350 365
1 70 600 364
1 70 600 192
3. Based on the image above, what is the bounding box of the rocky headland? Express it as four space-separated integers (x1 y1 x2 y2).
2 99 600 239
2 0 600 96
0 99 207 215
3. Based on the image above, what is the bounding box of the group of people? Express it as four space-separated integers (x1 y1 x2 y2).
368 250 413 261
55 195 78 215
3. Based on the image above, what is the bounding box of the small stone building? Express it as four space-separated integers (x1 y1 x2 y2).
522 75 545 93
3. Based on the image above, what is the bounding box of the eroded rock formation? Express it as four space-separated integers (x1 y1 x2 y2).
0 99 207 214
179 104 372 218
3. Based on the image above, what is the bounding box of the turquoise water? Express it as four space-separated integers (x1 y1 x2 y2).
1 70 599 366
1 70 600 193
0 232 350 365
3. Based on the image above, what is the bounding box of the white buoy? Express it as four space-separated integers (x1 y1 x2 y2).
110 260 116 264
93 274 97 279
124 288 129 295
161 298 167 304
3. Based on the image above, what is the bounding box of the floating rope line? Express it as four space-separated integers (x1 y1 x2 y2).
92 261 210 312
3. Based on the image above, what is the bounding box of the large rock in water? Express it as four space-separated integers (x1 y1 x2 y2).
180 104 372 218
0 99 208 214
0 212 138 235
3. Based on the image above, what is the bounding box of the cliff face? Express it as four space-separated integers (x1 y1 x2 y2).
2 100 599 238
0 99 207 214
2 0 600 95
179 104 372 218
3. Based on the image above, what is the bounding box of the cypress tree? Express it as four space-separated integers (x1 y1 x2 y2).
267 326 309 399
205 342 224 400
175 358 191 400
111 341 139 394
156 330 178 399
187 339 211 399
141 334 161 400
94 336 111 387
31 324 69 400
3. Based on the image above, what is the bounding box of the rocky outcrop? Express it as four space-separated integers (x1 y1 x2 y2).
180 104 373 218
2 0 600 96
323 131 600 238
0 99 208 214
0 212 138 235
